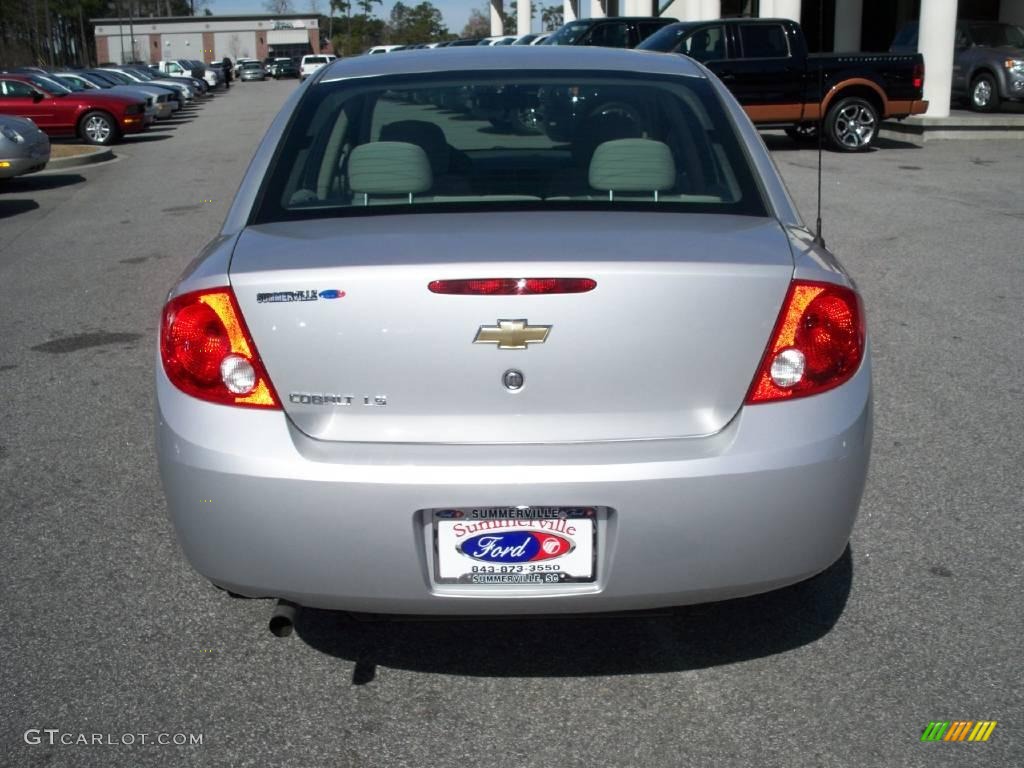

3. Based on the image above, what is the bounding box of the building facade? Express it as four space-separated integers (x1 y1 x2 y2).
92 14 321 66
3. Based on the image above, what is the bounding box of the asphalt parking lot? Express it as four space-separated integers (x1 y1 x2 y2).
1 81 1021 767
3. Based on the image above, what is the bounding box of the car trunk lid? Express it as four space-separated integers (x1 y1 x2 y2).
229 212 794 444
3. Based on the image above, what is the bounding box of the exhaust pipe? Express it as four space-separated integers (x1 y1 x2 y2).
268 599 300 637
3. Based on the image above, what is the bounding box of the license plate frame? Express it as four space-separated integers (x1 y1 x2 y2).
429 506 599 585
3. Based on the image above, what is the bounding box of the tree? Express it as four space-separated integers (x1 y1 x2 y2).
462 7 489 39
332 13 386 55
357 0 381 16
541 5 563 31
389 1 448 44
263 0 294 14
0 0 195 69
502 3 536 33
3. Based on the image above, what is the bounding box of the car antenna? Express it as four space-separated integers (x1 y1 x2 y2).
814 0 826 248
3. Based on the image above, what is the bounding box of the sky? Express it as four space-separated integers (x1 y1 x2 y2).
207 0 553 36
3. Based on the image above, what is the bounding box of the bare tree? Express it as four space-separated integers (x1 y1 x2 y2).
263 0 294 13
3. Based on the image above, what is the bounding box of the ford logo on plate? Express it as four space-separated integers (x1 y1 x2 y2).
458 532 574 563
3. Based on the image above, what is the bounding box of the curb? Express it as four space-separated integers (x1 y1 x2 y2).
45 146 114 171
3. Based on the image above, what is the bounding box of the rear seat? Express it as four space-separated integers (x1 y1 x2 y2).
349 141 433 204
379 120 470 195
588 138 676 201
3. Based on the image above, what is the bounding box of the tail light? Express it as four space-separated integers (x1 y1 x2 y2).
745 280 865 404
913 61 924 90
160 287 280 409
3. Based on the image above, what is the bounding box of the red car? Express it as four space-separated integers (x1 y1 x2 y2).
0 73 147 145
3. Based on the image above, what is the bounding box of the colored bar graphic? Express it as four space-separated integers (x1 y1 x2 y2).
968 722 997 742
921 722 950 741
921 720 997 742
944 721 973 741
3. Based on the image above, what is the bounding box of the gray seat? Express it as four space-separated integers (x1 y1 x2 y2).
348 141 433 204
588 139 676 200
379 119 471 194
379 120 451 177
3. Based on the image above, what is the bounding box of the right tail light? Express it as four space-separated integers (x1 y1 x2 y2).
745 280 865 404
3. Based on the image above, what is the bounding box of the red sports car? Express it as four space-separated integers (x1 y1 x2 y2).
0 73 147 145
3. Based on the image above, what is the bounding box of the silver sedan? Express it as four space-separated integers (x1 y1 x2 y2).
239 62 266 81
0 115 50 179
156 48 872 628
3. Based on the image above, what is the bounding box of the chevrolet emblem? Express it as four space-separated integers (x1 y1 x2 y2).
474 319 551 350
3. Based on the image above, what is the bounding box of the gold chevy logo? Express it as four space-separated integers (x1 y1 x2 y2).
473 319 551 350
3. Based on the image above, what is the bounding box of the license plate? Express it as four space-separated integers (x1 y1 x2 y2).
431 506 597 585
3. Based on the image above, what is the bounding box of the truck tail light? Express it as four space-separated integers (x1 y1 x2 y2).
913 61 924 91
160 287 280 409
745 280 865 404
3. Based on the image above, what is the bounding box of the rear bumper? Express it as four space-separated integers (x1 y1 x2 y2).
888 98 929 118
156 352 872 615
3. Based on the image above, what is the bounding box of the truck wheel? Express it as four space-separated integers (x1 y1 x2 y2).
969 73 1001 112
79 111 118 146
785 124 819 143
825 96 878 152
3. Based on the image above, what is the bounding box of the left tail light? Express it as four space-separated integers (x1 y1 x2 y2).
160 287 280 409
913 61 924 91
745 280 865 405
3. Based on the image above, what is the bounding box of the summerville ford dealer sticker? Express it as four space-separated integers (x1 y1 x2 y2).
432 507 598 585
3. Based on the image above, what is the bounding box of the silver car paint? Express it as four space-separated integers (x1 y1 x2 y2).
230 213 793 444
0 114 50 178
157 47 872 614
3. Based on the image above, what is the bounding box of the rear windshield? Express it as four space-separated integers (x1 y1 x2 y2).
253 72 767 224
304 56 329 64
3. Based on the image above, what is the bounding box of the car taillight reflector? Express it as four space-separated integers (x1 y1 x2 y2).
428 278 597 295
913 62 924 90
745 280 865 404
160 287 280 409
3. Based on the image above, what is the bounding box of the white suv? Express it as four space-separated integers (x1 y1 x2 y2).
299 54 335 81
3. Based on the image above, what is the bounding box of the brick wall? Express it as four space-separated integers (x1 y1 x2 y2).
96 36 110 65
202 31 215 62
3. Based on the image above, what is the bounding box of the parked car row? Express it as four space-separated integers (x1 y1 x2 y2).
0 61 227 177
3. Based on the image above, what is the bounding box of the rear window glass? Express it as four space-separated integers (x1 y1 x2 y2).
252 72 767 224
738 24 790 58
304 56 329 64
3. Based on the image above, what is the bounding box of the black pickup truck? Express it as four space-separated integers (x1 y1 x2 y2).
638 18 928 151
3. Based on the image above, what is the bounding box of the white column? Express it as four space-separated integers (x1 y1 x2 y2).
918 0 956 116
699 0 719 20
761 0 799 22
624 0 652 15
590 0 606 19
834 0 862 51
517 0 530 35
563 0 577 23
490 0 504 36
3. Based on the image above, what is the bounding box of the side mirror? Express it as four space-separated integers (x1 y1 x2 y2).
32 90 44 102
